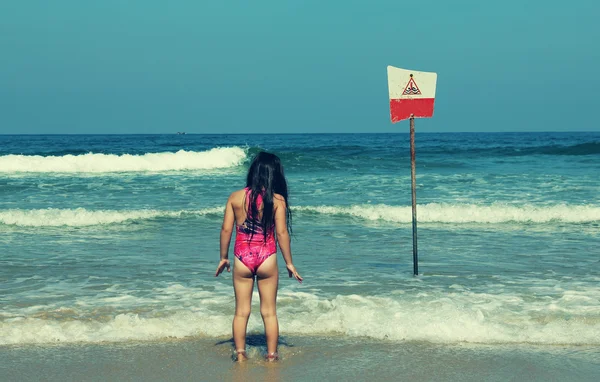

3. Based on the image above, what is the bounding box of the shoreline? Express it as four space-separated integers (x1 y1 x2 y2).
2 336 599 382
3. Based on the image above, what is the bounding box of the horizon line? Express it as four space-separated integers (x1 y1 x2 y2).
1 131 598 136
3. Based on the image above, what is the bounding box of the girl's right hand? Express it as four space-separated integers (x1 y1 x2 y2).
215 259 231 277
286 264 303 283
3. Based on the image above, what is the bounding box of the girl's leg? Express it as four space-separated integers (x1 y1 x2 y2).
256 254 279 355
233 258 255 359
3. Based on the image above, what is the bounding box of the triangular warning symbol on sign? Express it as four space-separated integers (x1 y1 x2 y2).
402 75 422 95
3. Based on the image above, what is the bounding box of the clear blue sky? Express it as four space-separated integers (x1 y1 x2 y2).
1 0 598 134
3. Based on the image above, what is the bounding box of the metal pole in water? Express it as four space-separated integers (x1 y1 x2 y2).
409 116 418 276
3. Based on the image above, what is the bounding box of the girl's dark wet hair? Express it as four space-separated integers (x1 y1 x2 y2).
245 151 292 241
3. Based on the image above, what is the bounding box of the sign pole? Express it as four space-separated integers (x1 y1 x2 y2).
387 66 436 277
409 116 418 276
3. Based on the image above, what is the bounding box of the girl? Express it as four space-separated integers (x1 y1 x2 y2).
215 151 302 361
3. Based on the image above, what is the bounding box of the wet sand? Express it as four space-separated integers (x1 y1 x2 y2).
2 335 599 382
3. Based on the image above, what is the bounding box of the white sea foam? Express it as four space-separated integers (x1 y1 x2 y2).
2 288 599 345
0 147 246 173
0 207 223 227
295 203 600 224
3 203 598 227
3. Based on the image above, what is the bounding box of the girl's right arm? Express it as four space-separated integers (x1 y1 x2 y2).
215 195 234 276
275 195 302 283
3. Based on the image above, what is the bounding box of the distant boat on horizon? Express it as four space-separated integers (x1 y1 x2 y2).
176 132 186 135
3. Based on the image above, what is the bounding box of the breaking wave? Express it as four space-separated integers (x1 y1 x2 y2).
0 147 247 173
2 203 599 227
0 207 223 227
2 288 599 345
296 203 600 224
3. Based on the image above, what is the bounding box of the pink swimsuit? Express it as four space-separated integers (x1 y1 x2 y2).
234 188 277 274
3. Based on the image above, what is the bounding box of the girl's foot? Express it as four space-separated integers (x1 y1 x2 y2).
235 350 248 362
265 352 279 362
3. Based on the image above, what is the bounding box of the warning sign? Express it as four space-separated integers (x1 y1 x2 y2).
387 66 437 122
402 75 421 95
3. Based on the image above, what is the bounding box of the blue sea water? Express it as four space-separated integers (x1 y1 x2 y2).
1 132 599 353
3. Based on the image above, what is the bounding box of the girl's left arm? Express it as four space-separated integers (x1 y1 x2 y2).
216 196 235 276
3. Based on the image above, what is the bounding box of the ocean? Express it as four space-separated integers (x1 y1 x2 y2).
1 132 599 381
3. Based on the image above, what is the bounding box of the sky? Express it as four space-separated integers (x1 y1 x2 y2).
1 0 599 134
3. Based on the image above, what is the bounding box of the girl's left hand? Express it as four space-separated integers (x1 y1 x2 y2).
215 259 231 276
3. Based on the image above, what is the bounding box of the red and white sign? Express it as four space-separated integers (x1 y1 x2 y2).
387 66 437 123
